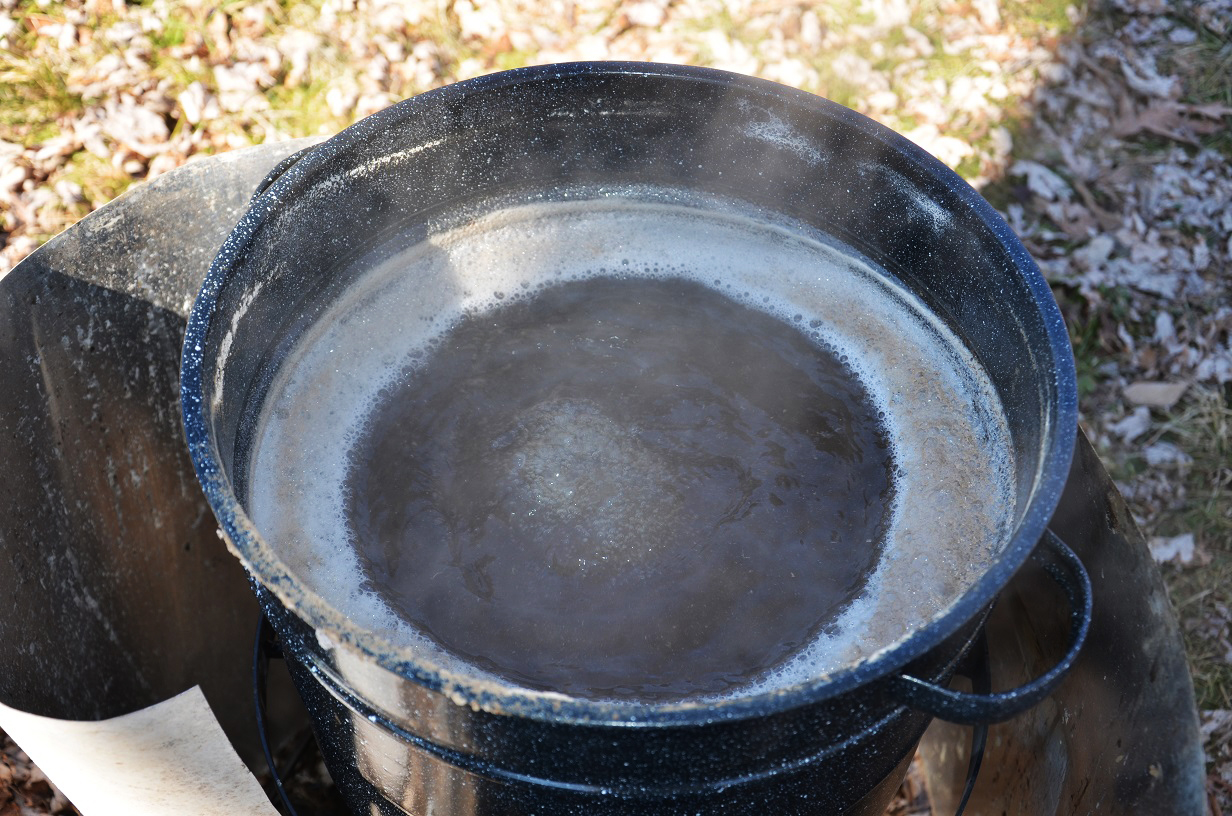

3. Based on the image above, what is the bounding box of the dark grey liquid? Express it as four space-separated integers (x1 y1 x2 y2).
346 276 894 700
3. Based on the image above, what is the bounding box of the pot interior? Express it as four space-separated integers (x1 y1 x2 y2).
187 63 1076 713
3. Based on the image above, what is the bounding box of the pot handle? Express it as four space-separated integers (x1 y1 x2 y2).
888 529 1092 725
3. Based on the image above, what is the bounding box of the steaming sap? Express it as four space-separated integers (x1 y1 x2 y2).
247 194 1015 702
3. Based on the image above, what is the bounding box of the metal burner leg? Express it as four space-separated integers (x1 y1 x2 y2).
255 615 304 816
954 627 991 816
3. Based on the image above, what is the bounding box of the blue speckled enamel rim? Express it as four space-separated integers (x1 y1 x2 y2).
181 61 1078 727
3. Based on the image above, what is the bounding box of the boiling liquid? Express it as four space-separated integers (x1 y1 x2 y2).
247 194 1015 702
348 276 892 699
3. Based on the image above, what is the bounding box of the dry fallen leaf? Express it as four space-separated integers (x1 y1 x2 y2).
1124 380 1189 408
1010 159 1073 201
1149 532 1197 564
1143 441 1194 467
1111 101 1232 145
1204 710 1232 749
1109 405 1153 441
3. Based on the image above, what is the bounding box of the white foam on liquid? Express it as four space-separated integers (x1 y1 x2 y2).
247 195 1016 701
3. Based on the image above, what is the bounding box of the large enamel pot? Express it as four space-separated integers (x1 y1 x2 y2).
181 63 1088 815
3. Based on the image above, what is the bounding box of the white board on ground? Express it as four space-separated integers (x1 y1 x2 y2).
0 686 278 816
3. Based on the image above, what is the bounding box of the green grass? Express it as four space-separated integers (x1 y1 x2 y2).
801 0 874 32
1058 288 1110 401
0 58 85 146
1174 29 1232 157
812 66 866 111
491 47 541 74
1002 0 1078 33
920 47 979 84
57 151 139 206
955 154 983 180
265 80 353 136
1150 387 1232 709
285 2 325 28
1100 409 1232 713
1155 388 1232 540
150 12 189 49
147 53 212 89
1173 567 1232 712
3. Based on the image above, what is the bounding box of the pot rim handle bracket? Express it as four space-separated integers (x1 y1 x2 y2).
888 529 1092 725
250 145 317 202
